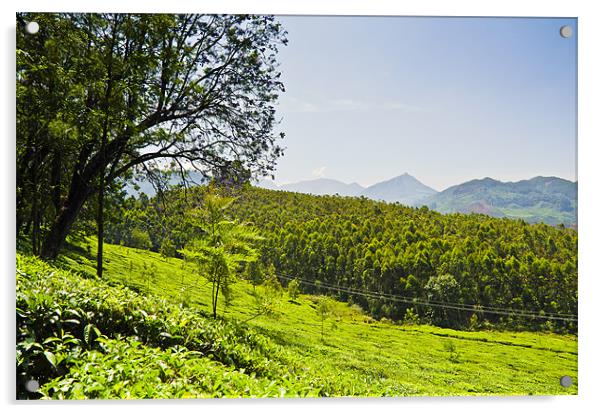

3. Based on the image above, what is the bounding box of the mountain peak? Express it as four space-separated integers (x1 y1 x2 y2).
361 174 437 206
255 173 438 207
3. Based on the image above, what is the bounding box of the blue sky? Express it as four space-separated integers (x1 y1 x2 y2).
270 16 577 191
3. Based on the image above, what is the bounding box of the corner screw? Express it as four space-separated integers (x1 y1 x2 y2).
25 21 39 34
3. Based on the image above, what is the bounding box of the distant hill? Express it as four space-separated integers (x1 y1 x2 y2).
425 176 577 226
361 173 437 206
279 178 364 197
125 171 206 197
255 179 279 190
257 173 436 206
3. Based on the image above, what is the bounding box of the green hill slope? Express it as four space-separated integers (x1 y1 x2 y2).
17 242 577 398
425 176 577 226
105 185 577 332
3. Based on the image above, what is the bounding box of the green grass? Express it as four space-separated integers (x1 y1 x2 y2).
41 237 578 397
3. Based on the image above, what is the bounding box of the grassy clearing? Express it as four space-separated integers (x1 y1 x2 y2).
48 238 578 397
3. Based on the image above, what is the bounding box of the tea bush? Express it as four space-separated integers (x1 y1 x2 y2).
16 254 297 398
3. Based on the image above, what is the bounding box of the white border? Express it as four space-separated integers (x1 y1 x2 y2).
3 1 601 412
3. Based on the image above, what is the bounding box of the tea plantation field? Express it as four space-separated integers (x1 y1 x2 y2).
16 239 577 399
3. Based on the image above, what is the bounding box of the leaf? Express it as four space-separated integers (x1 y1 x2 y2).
83 324 92 345
64 309 82 318
44 350 57 368
20 338 43 351
64 318 81 325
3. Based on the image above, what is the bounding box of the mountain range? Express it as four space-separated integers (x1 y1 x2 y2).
126 171 577 226
257 174 577 226
426 176 577 226
257 173 437 206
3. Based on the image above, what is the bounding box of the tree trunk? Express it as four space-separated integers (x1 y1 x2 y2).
96 135 107 277
96 178 105 277
213 275 221 319
40 175 91 260
30 188 38 256
50 150 62 214
211 270 216 318
29 147 41 255
16 144 35 235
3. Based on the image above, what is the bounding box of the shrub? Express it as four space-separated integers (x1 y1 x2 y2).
130 228 153 250
468 313 480 331
443 340 460 363
403 308 420 325
159 238 176 258
287 279 300 301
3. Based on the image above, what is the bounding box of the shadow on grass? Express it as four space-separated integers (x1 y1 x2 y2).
251 324 314 353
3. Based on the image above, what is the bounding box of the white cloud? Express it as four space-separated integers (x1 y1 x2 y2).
312 166 327 178
327 99 421 112
279 96 422 114
380 102 422 112
329 99 362 110
280 97 320 113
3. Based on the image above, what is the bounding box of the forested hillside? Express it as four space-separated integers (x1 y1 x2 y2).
425 176 577 226
105 185 577 332
130 174 577 226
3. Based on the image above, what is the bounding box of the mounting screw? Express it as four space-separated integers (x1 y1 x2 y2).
25 379 40 392
25 21 39 34
560 375 573 388
559 25 572 38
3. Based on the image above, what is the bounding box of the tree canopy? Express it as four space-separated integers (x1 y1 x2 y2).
16 13 287 259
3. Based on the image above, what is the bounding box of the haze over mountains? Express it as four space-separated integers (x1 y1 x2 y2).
258 173 437 206
257 174 577 226
275 178 365 197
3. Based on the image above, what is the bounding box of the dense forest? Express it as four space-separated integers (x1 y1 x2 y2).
103 184 578 333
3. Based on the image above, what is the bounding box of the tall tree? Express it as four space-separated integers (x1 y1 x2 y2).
179 192 263 318
16 13 287 259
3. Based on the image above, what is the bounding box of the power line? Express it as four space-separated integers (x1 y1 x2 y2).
276 272 565 318
275 273 577 322
280 273 577 322
303 275 575 318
